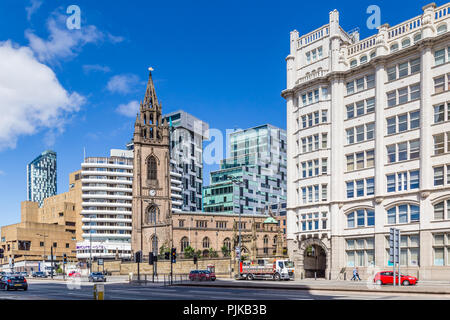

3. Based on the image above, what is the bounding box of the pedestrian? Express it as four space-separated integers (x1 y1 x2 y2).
355 267 361 281
351 267 357 281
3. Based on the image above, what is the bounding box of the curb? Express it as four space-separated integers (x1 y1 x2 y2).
174 282 450 295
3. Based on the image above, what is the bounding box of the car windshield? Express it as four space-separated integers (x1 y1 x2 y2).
285 261 295 268
10 276 24 280
92 273 103 276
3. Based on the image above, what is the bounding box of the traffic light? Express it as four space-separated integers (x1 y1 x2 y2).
63 254 67 264
164 251 170 260
171 248 177 263
149 252 154 265
193 255 198 264
135 251 142 263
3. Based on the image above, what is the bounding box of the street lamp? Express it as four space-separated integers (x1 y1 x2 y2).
231 177 243 273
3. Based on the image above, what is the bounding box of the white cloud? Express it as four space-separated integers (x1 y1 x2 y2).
0 40 85 150
107 74 140 94
0 170 4 176
25 0 42 21
116 100 140 117
25 12 123 64
83 64 111 74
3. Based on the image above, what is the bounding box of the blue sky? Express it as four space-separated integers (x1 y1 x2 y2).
0 0 438 225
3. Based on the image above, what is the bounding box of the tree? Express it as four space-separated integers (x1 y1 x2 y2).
221 245 230 257
159 244 170 256
209 248 218 258
183 246 195 259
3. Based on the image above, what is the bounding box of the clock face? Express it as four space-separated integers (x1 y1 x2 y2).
149 189 156 196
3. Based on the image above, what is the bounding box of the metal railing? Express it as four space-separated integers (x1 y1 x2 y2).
129 273 190 286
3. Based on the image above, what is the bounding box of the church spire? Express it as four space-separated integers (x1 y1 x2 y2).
142 67 160 111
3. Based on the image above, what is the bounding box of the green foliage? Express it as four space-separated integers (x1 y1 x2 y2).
221 245 230 257
159 244 170 255
183 246 195 258
209 248 218 258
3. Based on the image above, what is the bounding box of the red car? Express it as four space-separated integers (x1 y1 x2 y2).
68 271 81 277
374 271 417 286
189 270 216 281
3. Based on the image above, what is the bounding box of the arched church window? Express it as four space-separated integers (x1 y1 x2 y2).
148 156 157 180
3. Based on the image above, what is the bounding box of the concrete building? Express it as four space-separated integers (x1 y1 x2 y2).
282 3 450 280
27 150 57 207
76 149 134 261
203 124 287 215
0 197 78 273
163 110 209 212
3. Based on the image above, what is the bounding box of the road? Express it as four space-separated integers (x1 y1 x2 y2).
0 278 448 300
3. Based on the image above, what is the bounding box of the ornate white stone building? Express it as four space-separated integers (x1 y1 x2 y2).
282 3 450 280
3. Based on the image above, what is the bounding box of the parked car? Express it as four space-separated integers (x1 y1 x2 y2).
0 275 28 291
32 271 48 278
19 272 29 277
189 270 216 281
88 272 106 282
68 271 81 277
374 271 418 286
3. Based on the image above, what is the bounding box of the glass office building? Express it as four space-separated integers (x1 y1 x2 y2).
203 124 287 215
27 150 57 207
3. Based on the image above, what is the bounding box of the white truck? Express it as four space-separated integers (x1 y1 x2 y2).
236 259 295 281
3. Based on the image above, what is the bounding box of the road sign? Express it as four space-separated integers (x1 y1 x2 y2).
235 247 241 260
389 228 400 286
98 259 104 266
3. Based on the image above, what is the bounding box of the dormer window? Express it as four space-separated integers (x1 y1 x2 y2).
437 24 448 35
402 38 411 48
390 43 399 52
413 33 422 43
360 56 368 64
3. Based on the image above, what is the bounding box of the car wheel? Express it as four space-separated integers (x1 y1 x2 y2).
247 274 254 281
402 280 410 286
23 287 28 291
273 273 281 281
376 280 382 285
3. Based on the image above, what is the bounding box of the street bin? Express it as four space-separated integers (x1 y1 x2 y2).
93 284 104 300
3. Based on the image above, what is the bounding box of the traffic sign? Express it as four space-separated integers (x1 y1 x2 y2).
98 259 104 266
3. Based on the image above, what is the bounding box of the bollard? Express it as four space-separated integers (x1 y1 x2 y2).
314 272 317 280
96 284 104 300
344 272 347 281
329 272 331 280
301 272 303 280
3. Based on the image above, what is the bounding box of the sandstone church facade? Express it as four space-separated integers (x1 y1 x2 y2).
131 69 174 256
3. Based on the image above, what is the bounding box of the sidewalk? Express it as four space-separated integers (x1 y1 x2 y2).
176 278 450 295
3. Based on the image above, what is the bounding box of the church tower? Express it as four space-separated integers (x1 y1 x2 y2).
131 69 172 257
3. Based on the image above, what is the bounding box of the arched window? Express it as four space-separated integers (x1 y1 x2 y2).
434 199 450 220
386 204 420 224
390 43 399 52
180 237 189 252
370 51 376 59
360 55 368 64
202 237 210 248
273 236 277 245
263 235 269 254
147 156 157 180
146 205 159 224
437 24 448 35
413 33 422 43
347 209 375 228
401 38 411 48
350 59 357 68
223 238 231 251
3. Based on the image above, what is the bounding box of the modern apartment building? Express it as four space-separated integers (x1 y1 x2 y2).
27 150 57 207
163 110 210 212
282 3 450 280
76 149 133 261
203 124 287 215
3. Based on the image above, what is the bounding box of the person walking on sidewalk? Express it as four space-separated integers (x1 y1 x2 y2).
351 267 361 281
